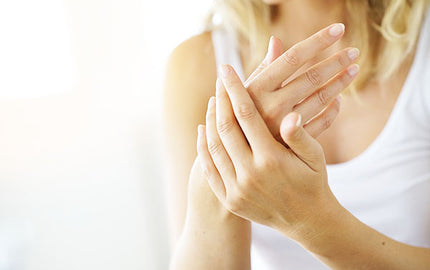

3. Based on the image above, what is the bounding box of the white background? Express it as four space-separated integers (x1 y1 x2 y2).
0 0 211 269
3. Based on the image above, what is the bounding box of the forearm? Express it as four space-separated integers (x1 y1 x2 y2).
170 161 251 270
170 212 250 270
288 201 430 269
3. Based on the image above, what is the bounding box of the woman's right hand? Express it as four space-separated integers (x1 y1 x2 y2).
243 23 359 142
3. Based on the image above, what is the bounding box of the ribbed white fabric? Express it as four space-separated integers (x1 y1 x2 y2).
211 11 430 270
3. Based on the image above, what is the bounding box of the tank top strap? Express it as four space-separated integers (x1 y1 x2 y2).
211 27 246 82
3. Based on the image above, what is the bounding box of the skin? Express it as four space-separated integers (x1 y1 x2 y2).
165 0 428 268
196 64 430 269
164 23 356 246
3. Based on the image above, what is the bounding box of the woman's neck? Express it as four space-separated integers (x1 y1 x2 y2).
271 0 346 49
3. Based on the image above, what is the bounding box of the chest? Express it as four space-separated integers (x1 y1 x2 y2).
318 81 404 165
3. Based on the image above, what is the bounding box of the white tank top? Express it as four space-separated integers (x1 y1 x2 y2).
211 11 430 270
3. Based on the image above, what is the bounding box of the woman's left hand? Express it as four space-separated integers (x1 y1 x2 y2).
197 64 342 240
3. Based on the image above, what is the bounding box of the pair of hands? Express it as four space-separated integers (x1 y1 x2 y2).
195 23 359 238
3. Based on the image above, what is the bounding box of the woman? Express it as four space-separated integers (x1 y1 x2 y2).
164 0 430 269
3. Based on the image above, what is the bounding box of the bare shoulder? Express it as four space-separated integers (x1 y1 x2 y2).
165 31 217 100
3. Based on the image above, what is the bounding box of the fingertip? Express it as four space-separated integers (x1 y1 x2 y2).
327 23 345 39
281 112 301 138
265 36 283 63
220 64 233 79
271 36 284 52
347 64 360 77
208 96 215 110
296 114 302 127
268 36 274 50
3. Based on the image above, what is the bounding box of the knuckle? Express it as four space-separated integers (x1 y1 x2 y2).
207 140 222 156
239 171 255 188
236 102 256 120
217 117 234 135
316 87 330 105
258 156 280 170
321 114 334 130
313 32 330 47
336 53 349 67
263 101 280 122
339 72 352 85
248 81 266 93
333 98 341 113
281 47 300 66
305 69 321 87
225 192 246 213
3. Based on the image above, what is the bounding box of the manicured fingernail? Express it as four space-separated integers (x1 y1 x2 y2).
285 113 301 131
264 36 274 61
347 48 359 60
347 64 359 76
336 94 342 103
329 23 345 37
220 64 231 78
296 114 302 127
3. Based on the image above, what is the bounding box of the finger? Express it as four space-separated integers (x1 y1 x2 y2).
197 125 226 200
205 96 236 184
220 65 274 153
277 47 359 103
294 63 359 122
280 112 325 171
245 36 284 86
249 23 345 92
304 95 341 138
215 79 252 167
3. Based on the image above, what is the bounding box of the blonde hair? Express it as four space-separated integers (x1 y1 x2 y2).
206 0 429 91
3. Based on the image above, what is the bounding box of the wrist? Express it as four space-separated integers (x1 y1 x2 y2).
276 195 351 255
296 201 351 255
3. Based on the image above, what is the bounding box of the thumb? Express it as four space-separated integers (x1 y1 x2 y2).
280 112 325 171
245 36 284 86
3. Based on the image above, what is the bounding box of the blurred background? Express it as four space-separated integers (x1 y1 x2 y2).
0 0 211 269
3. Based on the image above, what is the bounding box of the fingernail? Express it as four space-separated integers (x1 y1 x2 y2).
347 64 359 76
347 48 359 60
329 23 345 37
264 36 274 61
336 94 342 103
296 114 302 127
220 64 231 78
285 113 301 131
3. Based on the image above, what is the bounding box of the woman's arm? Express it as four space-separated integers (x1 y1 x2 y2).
164 32 252 269
169 159 251 270
199 65 430 270
163 32 216 247
166 23 360 268
293 203 430 270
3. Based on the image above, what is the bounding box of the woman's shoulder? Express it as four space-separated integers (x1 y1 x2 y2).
164 31 217 131
165 31 217 97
